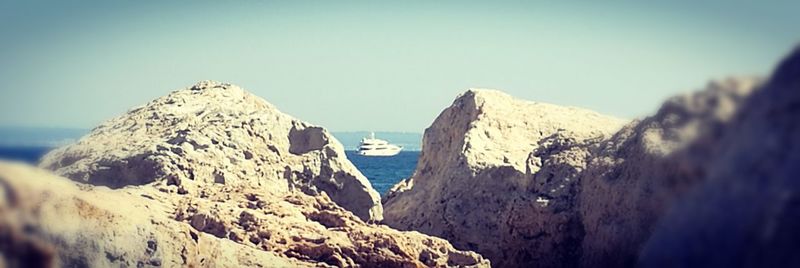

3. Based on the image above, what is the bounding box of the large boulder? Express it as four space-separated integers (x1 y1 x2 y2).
638 47 800 267
39 81 381 221
382 89 627 267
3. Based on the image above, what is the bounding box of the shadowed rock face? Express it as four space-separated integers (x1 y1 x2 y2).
288 125 329 155
383 89 628 267
38 81 382 221
383 76 762 267
578 77 760 267
639 47 800 267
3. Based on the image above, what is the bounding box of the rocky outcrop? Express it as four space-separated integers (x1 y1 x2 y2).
39 81 381 221
1 81 489 267
0 161 489 267
383 76 762 267
638 47 800 267
382 89 628 267
0 162 306 268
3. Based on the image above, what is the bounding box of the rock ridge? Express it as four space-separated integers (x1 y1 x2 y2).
39 80 382 221
383 88 627 267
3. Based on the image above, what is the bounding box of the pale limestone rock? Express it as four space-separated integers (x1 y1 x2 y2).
0 161 489 267
3 81 489 267
382 177 413 204
383 80 761 267
39 81 382 221
0 162 307 268
383 89 627 267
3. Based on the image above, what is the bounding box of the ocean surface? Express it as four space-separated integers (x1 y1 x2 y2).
345 150 419 195
0 146 51 164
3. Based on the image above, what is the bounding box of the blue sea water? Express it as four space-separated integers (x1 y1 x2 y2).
0 146 419 196
0 146 51 164
345 150 419 195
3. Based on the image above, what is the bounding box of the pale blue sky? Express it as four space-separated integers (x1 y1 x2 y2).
0 1 797 132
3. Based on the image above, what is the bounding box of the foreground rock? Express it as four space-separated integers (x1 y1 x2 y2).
639 47 800 267
0 161 489 267
39 81 381 221
0 162 304 268
578 77 759 266
383 89 628 267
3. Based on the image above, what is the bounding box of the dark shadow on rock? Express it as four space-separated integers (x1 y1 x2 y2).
288 124 329 155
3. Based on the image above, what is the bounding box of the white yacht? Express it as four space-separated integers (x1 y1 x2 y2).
358 132 402 156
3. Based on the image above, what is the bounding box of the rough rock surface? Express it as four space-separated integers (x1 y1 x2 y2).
39 81 381 221
383 79 762 267
639 47 800 267
578 77 760 267
0 162 306 268
2 81 489 267
0 161 489 267
382 89 628 267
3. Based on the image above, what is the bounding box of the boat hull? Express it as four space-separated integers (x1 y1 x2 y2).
358 147 402 156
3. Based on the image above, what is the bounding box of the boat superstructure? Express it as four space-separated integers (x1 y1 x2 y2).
358 132 402 156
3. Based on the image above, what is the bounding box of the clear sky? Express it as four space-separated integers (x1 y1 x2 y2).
0 1 797 132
